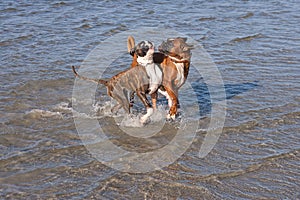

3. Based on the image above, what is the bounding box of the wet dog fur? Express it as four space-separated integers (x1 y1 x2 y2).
72 63 154 124
128 36 193 119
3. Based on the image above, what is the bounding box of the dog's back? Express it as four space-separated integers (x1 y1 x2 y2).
105 65 150 113
108 65 149 93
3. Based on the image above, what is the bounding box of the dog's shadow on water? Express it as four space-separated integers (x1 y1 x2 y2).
190 80 259 117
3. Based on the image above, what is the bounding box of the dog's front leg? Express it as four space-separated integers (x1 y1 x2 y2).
129 91 135 107
136 91 153 124
164 87 178 120
150 91 158 110
158 89 172 108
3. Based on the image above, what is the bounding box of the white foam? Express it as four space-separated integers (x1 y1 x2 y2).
120 114 144 127
92 101 112 115
51 100 169 127
25 109 63 119
150 105 167 122
53 102 73 112
119 105 166 127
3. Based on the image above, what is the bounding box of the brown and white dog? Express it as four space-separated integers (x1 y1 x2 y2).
71 41 158 124
128 36 193 120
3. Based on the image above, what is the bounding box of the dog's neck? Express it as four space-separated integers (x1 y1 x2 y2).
168 55 190 64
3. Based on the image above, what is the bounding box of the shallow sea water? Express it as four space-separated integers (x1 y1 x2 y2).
1 0 299 199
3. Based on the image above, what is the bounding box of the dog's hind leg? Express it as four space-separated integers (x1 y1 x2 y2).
129 91 135 107
113 93 131 114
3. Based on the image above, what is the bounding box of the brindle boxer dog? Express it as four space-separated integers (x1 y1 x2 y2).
128 36 193 120
71 41 158 124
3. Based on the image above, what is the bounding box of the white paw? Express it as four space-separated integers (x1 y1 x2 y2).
167 113 176 120
140 116 148 124
140 108 154 124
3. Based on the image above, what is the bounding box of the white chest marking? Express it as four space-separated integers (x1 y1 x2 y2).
145 63 162 84
137 56 150 66
137 52 162 94
145 63 162 94
175 62 185 87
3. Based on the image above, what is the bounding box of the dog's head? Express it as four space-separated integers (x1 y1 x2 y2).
129 40 154 58
158 37 193 61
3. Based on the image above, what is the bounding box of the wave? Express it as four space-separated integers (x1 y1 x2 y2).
23 100 168 126
25 109 63 119
230 33 263 43
119 105 166 128
198 17 216 21
0 34 33 47
239 12 254 19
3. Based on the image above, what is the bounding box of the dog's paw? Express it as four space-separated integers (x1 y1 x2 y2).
140 108 154 124
140 116 147 124
167 113 176 121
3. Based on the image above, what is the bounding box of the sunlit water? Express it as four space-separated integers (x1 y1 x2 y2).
1 1 299 199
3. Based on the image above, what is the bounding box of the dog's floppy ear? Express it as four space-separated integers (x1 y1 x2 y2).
127 36 135 53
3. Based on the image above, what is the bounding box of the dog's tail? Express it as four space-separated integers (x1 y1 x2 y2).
72 66 108 86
